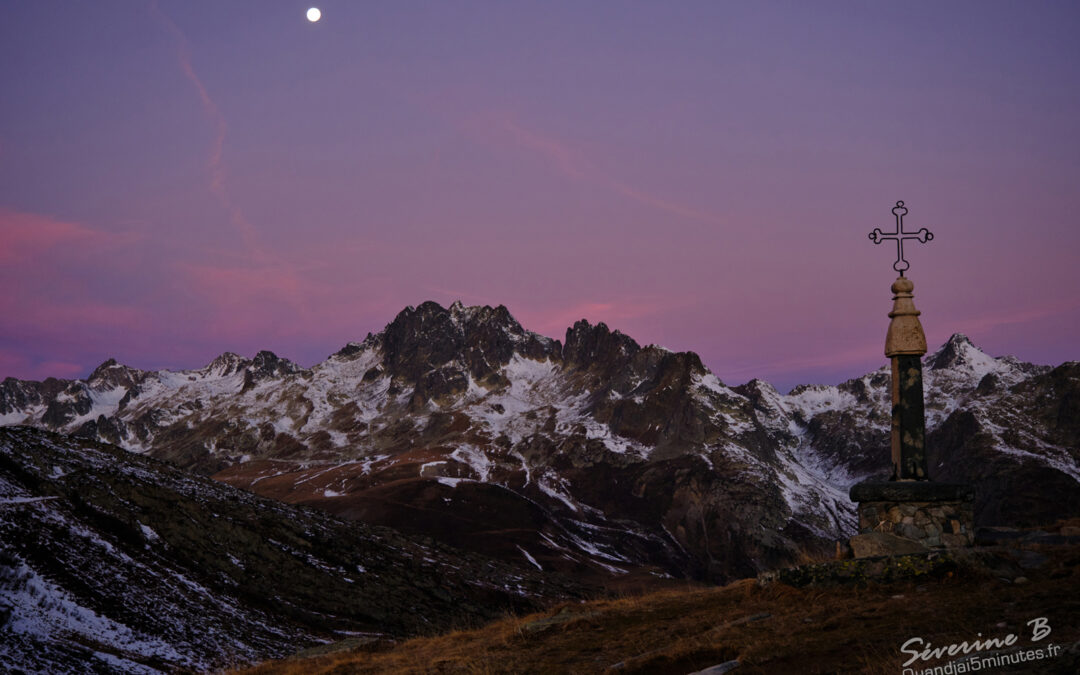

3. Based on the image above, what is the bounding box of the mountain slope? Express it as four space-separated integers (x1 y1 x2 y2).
3 303 1078 584
0 426 579 674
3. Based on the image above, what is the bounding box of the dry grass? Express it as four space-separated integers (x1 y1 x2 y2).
236 544 1080 675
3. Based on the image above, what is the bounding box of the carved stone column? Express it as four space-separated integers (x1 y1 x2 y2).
885 276 928 481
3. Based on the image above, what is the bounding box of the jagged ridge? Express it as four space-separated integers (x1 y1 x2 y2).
2 302 1078 585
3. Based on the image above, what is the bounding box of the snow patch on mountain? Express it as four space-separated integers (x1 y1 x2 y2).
451 445 493 482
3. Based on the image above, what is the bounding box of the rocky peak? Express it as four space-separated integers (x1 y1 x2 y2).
87 358 142 391
380 302 473 373
922 333 1041 394
331 342 366 360
88 358 119 377
0 377 71 416
834 371 889 409
562 320 640 372
926 334 989 371
241 351 301 391
379 301 558 382
733 378 784 413
204 352 249 377
447 300 515 328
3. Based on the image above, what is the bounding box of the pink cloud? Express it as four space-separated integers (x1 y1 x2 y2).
175 254 390 346
0 209 110 263
0 291 145 371
0 348 85 381
0 207 149 379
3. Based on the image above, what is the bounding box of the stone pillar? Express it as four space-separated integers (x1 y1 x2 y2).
885 276 928 481
848 275 975 556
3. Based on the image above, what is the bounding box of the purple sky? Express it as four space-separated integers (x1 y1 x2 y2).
2 1 1078 393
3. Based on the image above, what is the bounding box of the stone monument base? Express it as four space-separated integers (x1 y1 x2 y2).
849 481 974 552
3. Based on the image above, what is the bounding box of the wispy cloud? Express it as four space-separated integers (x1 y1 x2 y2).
151 4 350 330
490 115 722 226
151 1 262 258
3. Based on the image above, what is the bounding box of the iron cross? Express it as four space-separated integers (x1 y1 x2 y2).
868 200 934 276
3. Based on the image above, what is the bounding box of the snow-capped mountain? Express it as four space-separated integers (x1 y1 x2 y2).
0 426 578 673
3 302 1078 582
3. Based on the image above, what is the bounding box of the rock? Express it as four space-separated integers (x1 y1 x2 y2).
850 532 930 558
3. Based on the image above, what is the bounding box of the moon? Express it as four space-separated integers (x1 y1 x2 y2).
306 7 321 22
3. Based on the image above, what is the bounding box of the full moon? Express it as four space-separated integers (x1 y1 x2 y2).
306 7 321 22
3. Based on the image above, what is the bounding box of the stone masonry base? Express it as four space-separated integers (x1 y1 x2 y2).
849 481 975 550
856 500 974 548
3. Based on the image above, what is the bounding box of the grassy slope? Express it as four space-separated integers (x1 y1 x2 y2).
238 534 1080 674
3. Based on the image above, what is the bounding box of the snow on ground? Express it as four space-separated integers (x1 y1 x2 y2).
0 554 199 671
537 470 580 513
693 372 731 397
783 385 857 416
772 448 855 537
978 417 1080 482
461 356 559 444
0 496 58 505
138 523 160 543
516 546 542 571
66 385 128 428
419 460 448 477
435 476 468 487
511 450 532 486
302 347 387 432
0 409 37 426
551 389 652 458
450 445 492 482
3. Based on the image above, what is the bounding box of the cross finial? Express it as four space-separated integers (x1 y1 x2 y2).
868 200 934 276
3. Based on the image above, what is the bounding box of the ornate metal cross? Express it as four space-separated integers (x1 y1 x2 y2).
868 200 934 276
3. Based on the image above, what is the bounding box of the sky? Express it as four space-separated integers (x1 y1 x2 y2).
1 1 1078 393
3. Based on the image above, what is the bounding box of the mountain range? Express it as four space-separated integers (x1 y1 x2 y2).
3 301 1078 589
